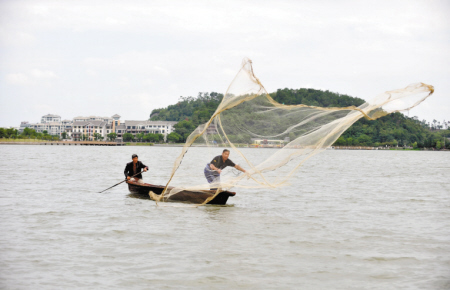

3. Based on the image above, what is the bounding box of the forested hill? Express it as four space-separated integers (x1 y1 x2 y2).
270 88 365 107
151 92 223 125
150 89 448 149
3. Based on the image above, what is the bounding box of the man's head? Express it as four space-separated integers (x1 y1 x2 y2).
222 149 230 161
132 154 138 163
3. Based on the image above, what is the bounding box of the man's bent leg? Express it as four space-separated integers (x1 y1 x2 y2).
209 175 221 191
204 163 220 190
130 177 144 184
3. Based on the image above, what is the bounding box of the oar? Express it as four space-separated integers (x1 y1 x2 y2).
98 170 145 193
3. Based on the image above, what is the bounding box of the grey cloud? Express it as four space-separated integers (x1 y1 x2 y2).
0 0 449 127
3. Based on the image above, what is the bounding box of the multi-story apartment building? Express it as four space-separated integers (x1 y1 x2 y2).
73 115 113 123
41 114 61 123
112 124 126 140
19 114 179 142
124 120 176 134
122 120 177 141
19 121 32 131
26 122 65 135
20 114 66 136
71 121 108 141
70 118 177 142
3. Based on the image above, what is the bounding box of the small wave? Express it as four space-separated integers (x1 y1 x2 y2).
365 256 419 262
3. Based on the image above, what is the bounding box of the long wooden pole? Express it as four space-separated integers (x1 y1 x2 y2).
98 170 145 193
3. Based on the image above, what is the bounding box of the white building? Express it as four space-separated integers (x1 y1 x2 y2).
72 121 108 141
19 121 32 132
18 114 179 141
73 116 113 123
28 122 65 135
123 120 178 141
41 114 61 123
19 114 68 137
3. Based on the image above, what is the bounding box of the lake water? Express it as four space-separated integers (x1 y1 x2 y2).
0 145 449 289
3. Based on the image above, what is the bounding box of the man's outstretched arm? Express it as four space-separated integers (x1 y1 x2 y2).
235 164 246 173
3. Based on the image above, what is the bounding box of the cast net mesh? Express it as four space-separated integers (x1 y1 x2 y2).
151 58 433 205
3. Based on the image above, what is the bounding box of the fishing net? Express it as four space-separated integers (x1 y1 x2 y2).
152 58 433 205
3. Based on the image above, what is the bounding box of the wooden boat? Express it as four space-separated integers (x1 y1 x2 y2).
126 180 236 205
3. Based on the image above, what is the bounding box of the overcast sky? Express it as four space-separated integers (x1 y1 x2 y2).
1 0 449 127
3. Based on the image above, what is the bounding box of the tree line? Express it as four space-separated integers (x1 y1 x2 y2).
149 88 449 149
122 132 169 143
0 127 179 143
151 92 222 142
0 127 60 141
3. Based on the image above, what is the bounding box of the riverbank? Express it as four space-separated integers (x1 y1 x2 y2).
0 140 121 146
125 142 154 146
333 146 448 151
1 140 447 151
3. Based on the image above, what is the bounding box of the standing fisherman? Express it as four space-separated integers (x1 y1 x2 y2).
204 149 246 188
124 154 148 184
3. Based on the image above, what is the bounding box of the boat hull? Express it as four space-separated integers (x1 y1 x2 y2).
126 181 235 205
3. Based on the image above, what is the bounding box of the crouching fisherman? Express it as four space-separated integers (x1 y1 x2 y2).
124 154 148 184
204 149 246 189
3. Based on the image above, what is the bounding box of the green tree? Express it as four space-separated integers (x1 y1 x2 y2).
143 133 157 142
23 127 34 136
136 133 145 142
436 140 442 149
93 133 103 141
167 132 181 143
144 133 156 142
107 132 117 141
334 136 346 146
123 133 134 142
151 89 443 148
174 120 196 142
357 134 371 146
156 133 164 142
346 137 353 146
6 128 18 138
61 132 67 139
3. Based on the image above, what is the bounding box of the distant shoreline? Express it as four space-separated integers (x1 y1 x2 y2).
0 141 121 146
0 141 447 151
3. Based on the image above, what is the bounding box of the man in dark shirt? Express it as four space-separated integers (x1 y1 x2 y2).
204 149 246 187
124 154 148 184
